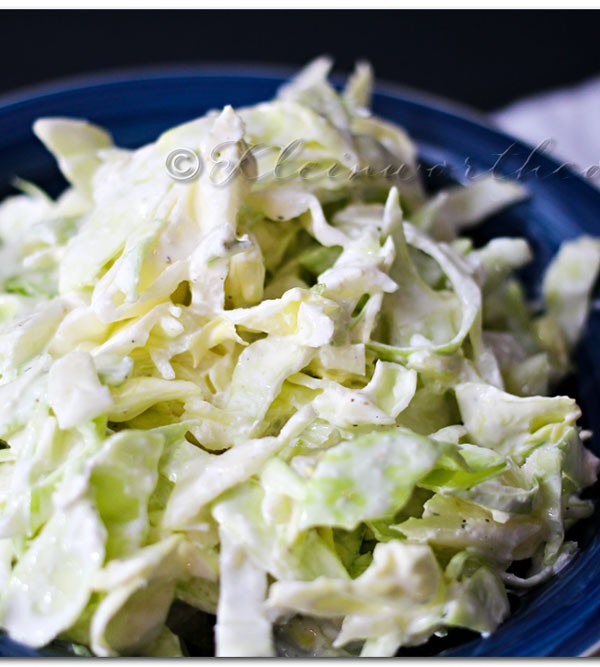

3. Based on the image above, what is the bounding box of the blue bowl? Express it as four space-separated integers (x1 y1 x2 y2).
0 66 599 658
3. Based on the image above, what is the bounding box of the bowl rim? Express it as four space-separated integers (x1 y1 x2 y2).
0 61 493 135
0 60 596 202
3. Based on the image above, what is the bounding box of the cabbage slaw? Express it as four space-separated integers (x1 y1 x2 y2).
0 58 598 657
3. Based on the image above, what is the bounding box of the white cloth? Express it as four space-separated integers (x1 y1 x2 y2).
492 77 600 187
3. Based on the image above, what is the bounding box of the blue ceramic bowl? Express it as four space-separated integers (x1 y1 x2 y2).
0 66 599 658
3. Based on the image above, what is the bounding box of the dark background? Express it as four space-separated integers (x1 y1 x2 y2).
0 9 598 112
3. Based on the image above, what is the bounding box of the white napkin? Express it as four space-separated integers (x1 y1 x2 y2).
492 77 600 188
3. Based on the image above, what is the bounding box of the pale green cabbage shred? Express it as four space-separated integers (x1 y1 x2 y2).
0 58 598 657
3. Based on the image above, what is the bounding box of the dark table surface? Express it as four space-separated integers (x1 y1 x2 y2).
0 9 598 113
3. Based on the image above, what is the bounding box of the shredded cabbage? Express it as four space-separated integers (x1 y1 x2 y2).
0 59 598 657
